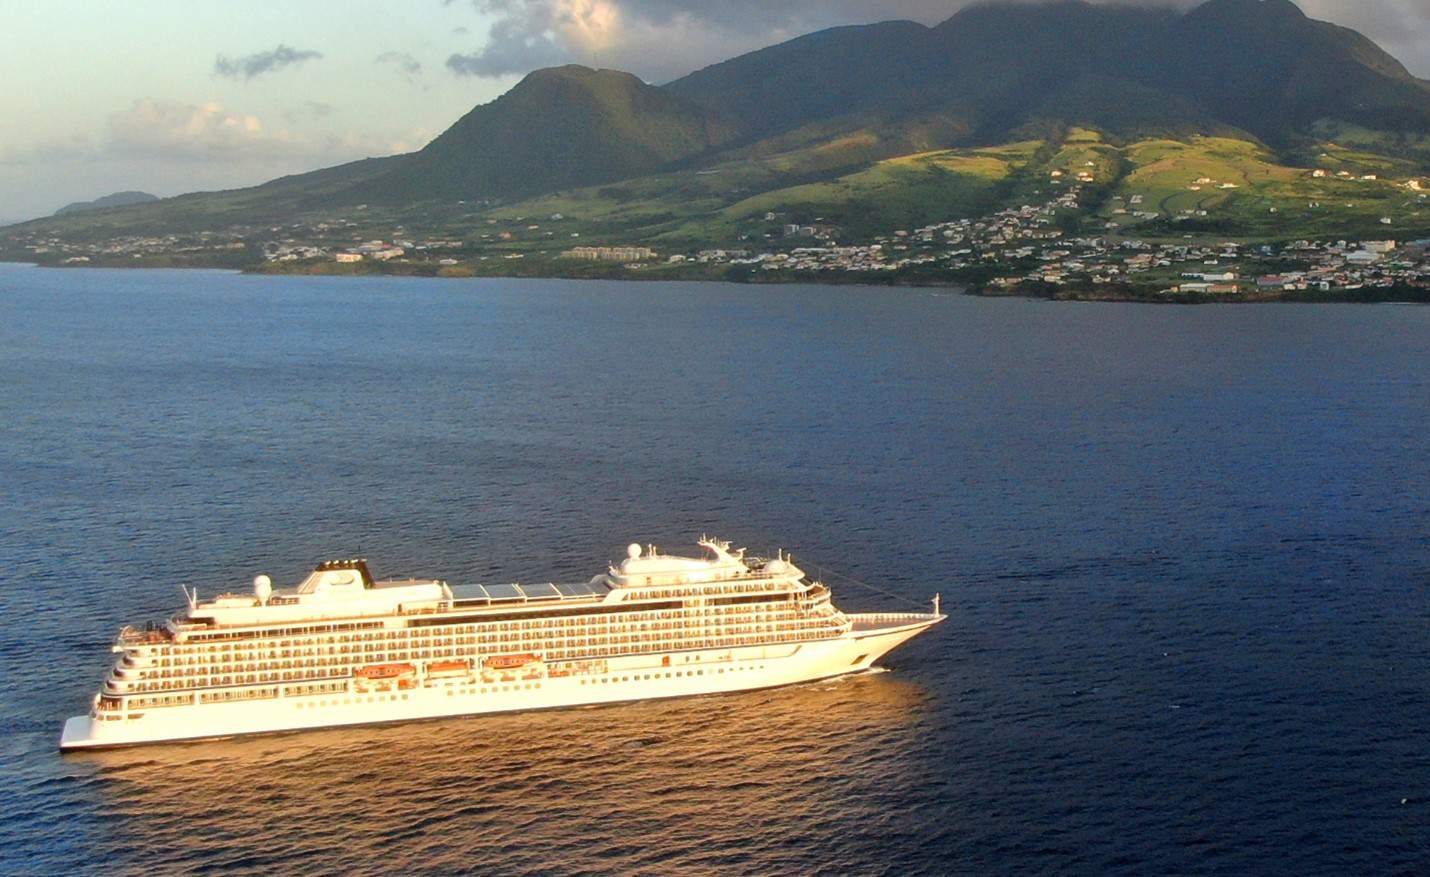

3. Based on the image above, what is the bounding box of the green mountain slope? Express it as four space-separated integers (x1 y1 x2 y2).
12 156 400 238
54 191 158 216
490 124 1428 248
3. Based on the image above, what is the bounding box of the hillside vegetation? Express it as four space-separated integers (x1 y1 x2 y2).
484 128 1427 248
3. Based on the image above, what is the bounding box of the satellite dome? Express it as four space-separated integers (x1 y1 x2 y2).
253 574 273 604
627 543 643 559
765 559 789 575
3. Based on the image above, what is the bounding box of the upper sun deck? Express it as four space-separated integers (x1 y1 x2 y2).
606 538 805 588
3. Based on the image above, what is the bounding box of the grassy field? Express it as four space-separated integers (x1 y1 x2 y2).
1112 137 1286 221
488 139 1043 246
714 143 1038 237
1091 136 1430 240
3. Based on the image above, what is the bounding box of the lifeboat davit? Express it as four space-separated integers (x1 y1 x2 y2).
427 660 470 678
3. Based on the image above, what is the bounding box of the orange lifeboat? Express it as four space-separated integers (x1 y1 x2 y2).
483 653 539 670
357 663 416 680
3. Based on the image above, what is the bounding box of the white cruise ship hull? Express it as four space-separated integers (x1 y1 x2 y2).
60 614 937 750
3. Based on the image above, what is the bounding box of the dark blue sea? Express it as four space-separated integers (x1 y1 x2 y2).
1 263 1427 875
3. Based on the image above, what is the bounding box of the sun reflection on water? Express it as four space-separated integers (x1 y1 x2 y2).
76 672 942 875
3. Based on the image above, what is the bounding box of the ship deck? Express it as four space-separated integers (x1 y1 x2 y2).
847 612 945 633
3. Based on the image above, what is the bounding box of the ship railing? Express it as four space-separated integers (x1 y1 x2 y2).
848 611 939 629
116 624 172 646
402 585 599 615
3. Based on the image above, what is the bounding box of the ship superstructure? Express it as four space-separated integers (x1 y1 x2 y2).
60 538 942 749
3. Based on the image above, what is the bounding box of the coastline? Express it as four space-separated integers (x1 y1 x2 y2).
5 255 1428 305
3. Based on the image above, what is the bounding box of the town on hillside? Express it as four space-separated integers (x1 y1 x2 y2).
5 170 1428 301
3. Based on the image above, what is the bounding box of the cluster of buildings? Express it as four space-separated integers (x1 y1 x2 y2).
1237 239 1428 292
333 240 407 262
560 245 655 262
0 215 473 267
9 230 249 261
986 235 1429 295
264 243 325 262
663 177 1430 295
675 180 1090 275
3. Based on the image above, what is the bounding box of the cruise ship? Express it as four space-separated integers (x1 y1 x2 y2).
60 538 944 750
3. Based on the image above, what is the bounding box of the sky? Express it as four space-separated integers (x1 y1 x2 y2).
1 0 1426 223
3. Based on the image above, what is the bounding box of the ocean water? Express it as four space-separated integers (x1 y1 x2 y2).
1 263 1427 875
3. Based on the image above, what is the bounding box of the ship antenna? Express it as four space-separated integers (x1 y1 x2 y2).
933 592 941 617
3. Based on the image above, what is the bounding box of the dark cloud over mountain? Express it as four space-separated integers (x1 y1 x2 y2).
445 0 1428 82
214 45 324 81
449 12 573 77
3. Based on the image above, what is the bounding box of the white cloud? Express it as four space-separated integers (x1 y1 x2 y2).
102 99 433 163
1 98 430 173
106 99 308 161
0 99 438 221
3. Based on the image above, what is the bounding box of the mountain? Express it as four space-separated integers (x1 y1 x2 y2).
1158 0 1430 138
54 191 159 216
339 65 740 205
664 20 944 143
7 0 1428 239
669 0 1428 149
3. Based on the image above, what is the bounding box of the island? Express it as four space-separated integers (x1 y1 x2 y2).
3 0 1428 303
